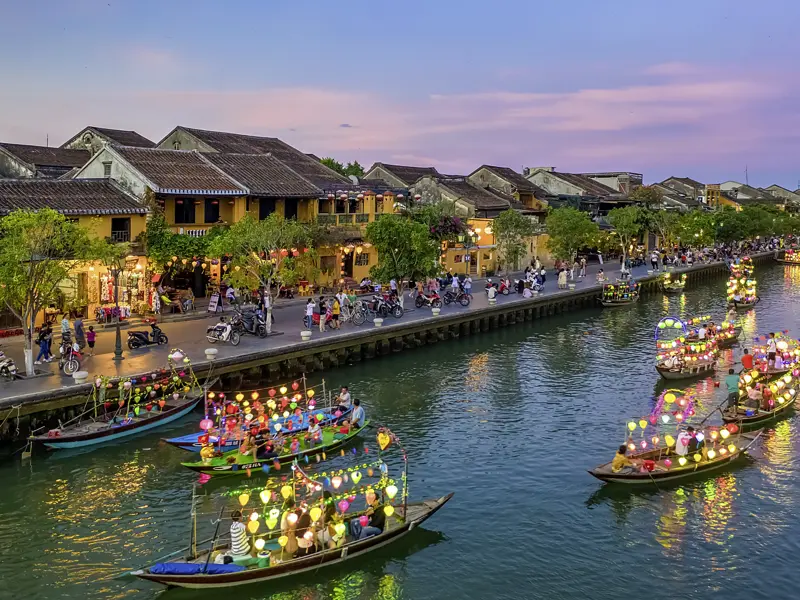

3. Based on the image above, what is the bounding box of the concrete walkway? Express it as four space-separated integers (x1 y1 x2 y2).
0 259 705 407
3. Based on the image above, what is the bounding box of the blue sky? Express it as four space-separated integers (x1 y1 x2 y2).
2 0 799 188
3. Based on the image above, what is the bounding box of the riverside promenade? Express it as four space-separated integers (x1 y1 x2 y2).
0 256 760 418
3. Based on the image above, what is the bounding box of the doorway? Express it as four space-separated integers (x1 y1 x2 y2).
342 252 354 278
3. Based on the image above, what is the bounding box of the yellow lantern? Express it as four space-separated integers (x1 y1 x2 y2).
707 449 717 459
334 523 347 537
638 419 647 430
266 517 278 530
280 485 293 500
259 489 271 504
251 392 259 400
278 535 289 548
280 386 288 395
664 435 675 447
627 422 637 432
719 429 730 439
384 505 395 517
307 389 315 398
236 393 244 402
728 444 737 453
238 493 250 507
693 453 702 462
750 370 759 379
664 393 676 404
247 520 259 534
385 484 398 500
309 507 322 522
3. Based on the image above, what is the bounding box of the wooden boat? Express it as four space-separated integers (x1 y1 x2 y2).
131 493 453 589
686 327 741 349
656 361 716 380
588 430 762 486
722 398 796 430
600 296 639 308
32 392 202 450
181 421 370 475
728 300 758 310
165 406 352 452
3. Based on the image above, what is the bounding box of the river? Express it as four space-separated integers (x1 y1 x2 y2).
2 264 800 600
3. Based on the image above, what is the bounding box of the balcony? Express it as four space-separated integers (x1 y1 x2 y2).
171 225 215 237
110 230 130 243
317 213 374 226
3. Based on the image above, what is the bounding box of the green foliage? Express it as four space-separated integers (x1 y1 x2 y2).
628 185 663 209
365 215 439 285
409 203 466 241
545 207 599 262
144 212 222 268
642 209 680 249
0 209 113 374
492 209 536 273
207 214 314 292
320 157 365 178
607 206 643 260
676 210 716 246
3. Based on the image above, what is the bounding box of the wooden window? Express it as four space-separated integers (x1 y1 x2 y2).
355 252 370 266
174 199 196 224
204 198 220 223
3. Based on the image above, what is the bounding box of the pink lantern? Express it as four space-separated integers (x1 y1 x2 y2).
123 381 132 390
173 392 180 400
359 515 369 527
334 410 342 418
200 418 214 431
338 499 350 513
664 459 672 468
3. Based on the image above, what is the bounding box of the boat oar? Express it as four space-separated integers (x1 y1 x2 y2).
203 506 227 574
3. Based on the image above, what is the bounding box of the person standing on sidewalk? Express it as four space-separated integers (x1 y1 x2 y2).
318 296 327 333
86 326 96 356
74 314 86 349
61 315 71 337
305 299 315 329
571 259 578 280
580 256 587 278
331 296 341 330
464 276 472 299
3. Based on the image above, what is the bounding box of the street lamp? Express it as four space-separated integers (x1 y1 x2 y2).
108 256 124 362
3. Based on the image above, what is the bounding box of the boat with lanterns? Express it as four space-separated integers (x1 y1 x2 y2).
682 314 741 349
722 366 799 429
600 280 640 307
775 249 800 265
29 349 204 451
654 316 718 380
727 258 758 309
589 390 763 486
181 418 371 476
132 428 453 589
164 379 351 452
661 272 687 294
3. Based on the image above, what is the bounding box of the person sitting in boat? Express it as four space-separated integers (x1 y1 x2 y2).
316 491 339 549
662 355 682 370
290 437 300 454
611 445 641 474
336 386 352 414
351 399 365 429
257 438 279 460
697 324 707 340
350 491 386 540
746 385 763 409
686 427 705 454
732 291 742 306
294 508 317 556
761 386 774 411
239 432 257 457
307 418 322 448
229 510 251 557
596 269 606 282
676 430 692 456
726 307 737 324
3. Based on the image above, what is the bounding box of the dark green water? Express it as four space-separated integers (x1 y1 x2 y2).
3 265 800 600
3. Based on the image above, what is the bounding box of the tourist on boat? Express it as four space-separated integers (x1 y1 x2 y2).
766 333 777 368
746 384 763 409
686 427 705 454
229 510 251 557
336 386 352 414
258 438 279 460
307 418 322 447
295 509 316 556
732 291 742 306
351 399 365 429
725 368 740 407
676 430 692 456
662 354 681 370
726 307 737 323
697 324 707 340
281 498 296 535
316 491 339 548
611 445 640 474
596 269 606 282
290 437 300 454
741 348 754 370
350 493 385 540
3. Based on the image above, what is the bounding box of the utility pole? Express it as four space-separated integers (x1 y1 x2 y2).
745 165 749 186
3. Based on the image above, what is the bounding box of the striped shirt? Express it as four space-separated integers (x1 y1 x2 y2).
230 521 250 556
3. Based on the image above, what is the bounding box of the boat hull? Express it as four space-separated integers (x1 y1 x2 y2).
722 401 796 430
662 285 685 294
589 452 746 485
600 297 639 308
38 397 202 450
728 301 757 310
165 407 352 452
656 363 715 380
133 493 454 589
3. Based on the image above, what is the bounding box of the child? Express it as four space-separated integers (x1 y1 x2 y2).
290 437 300 454
86 326 96 356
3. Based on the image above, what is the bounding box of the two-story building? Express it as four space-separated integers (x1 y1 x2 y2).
763 185 800 209
467 165 550 211
0 178 149 327
660 177 706 204
580 171 642 194
362 162 441 189
61 126 156 155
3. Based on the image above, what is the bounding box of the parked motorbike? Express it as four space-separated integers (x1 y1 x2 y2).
0 349 17 380
304 312 334 327
415 291 442 309
497 279 512 295
233 310 268 338
206 317 241 346
127 319 169 349
383 294 404 318
443 290 471 307
58 332 81 376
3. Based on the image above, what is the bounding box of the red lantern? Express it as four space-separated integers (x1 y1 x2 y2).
280 249 289 257
268 389 276 397
158 399 166 408
145 403 153 412
103 402 112 410
291 382 300 391
226 404 237 414
118 400 125 408
726 423 739 434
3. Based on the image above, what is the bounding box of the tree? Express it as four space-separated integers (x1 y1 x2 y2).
408 203 467 242
545 207 599 262
320 157 365 178
643 209 680 250
492 209 536 274
365 215 439 305
677 210 716 247
0 209 109 375
607 206 643 265
628 185 664 209
208 214 314 333
715 206 752 243
145 211 221 269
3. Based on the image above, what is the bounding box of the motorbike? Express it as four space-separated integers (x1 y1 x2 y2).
443 290 471 307
0 349 17 380
127 319 169 349
304 312 334 327
206 317 241 346
415 291 442 309
383 294 404 318
58 332 81 376
497 279 512 295
233 310 268 338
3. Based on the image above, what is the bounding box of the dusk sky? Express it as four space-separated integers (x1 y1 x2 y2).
2 0 798 188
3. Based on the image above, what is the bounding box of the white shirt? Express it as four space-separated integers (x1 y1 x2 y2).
767 339 777 353
263 294 271 309
676 432 692 456
464 277 472 288
451 279 460 290
390 279 397 290
306 303 315 317
226 287 236 299
522 288 533 298
338 391 351 408
697 327 707 340
352 405 365 427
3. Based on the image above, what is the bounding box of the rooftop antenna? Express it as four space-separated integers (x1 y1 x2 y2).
46 134 49 147
745 165 749 186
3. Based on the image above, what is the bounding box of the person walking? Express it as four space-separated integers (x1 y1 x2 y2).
318 296 327 333
464 275 473 299
86 326 96 357
580 256 587 278
305 298 315 330
74 314 86 349
34 327 50 364
571 260 578 281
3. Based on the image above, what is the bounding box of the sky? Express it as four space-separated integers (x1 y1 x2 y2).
1 0 799 188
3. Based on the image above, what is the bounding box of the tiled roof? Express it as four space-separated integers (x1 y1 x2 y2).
0 143 90 169
664 176 704 188
438 178 513 211
113 147 244 194
0 179 148 215
88 127 155 148
175 127 348 188
368 163 440 186
473 165 541 193
202 153 322 197
549 171 619 196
